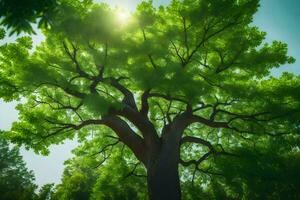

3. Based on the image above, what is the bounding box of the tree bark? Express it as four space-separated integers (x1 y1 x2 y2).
146 138 181 200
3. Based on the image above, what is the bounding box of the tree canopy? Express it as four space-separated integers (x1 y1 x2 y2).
0 0 57 35
0 134 37 200
52 135 147 200
0 0 299 199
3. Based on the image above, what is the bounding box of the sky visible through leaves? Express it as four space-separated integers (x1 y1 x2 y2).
0 0 299 186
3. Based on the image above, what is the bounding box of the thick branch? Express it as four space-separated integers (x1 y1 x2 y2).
189 115 230 129
140 89 151 116
149 92 189 104
181 136 214 151
179 151 212 167
43 116 147 164
109 77 138 110
118 106 160 151
101 115 147 164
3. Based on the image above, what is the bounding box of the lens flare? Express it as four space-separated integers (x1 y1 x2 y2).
117 9 131 25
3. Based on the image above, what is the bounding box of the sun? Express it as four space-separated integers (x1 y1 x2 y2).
116 9 131 25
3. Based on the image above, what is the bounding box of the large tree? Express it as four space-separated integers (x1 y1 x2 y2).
1 0 299 199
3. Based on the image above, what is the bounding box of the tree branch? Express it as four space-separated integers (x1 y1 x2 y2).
179 151 212 167
90 138 120 157
108 77 138 110
184 15 241 67
140 89 151 116
149 92 189 104
62 41 93 80
101 115 147 164
41 115 147 164
181 136 214 152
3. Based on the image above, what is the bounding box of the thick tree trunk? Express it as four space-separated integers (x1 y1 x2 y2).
147 163 181 200
146 140 181 200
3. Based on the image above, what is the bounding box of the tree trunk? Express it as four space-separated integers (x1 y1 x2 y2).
146 141 181 200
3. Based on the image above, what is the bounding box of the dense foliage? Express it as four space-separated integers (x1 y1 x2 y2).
0 134 37 200
49 136 300 199
0 0 299 199
52 134 147 200
0 0 57 35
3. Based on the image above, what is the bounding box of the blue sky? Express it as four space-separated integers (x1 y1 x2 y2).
0 0 299 186
254 0 300 75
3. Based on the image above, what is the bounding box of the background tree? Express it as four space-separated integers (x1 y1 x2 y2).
0 133 37 200
35 184 55 200
53 133 147 200
0 0 299 199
